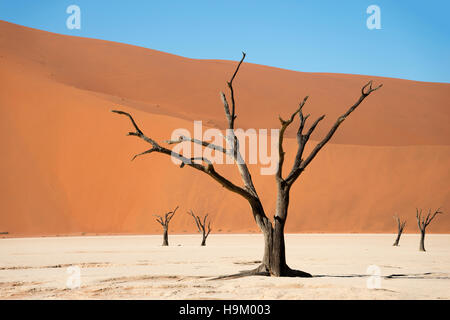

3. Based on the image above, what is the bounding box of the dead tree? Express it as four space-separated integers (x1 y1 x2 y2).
416 208 443 252
154 206 178 246
112 52 382 277
392 214 406 246
188 210 212 246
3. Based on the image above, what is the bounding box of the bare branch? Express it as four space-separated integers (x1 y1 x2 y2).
112 110 159 147
164 135 228 155
302 81 382 169
416 208 424 230
206 221 212 237
112 110 255 202
131 148 157 161
171 206 179 215
166 205 179 224
220 92 233 127
112 110 143 135
285 114 326 184
188 210 202 233
393 214 406 231
153 214 164 226
285 81 382 186
229 52 246 87
305 115 326 138
227 52 246 128
216 54 260 198
362 80 383 96
416 207 443 230
276 96 309 182
425 208 443 227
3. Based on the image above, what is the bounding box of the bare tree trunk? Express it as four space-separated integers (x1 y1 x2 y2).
271 188 289 276
393 233 401 246
252 191 311 277
258 220 311 277
162 227 169 246
392 214 406 246
419 230 425 252
201 236 206 246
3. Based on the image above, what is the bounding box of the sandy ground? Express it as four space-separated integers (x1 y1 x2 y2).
0 234 449 300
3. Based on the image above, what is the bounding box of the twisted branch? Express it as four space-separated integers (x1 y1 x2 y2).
112 110 253 201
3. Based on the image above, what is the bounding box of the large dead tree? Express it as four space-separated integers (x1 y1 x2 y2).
392 214 406 246
416 208 443 252
154 206 178 246
112 53 382 277
188 210 212 246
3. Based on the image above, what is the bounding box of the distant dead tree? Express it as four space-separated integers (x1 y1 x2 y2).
416 208 443 252
392 214 406 246
112 53 382 277
188 210 212 246
154 206 178 246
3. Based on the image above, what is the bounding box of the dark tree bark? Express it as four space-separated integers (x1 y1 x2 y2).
112 53 382 277
154 206 178 246
392 214 406 246
416 208 443 252
419 230 425 252
188 210 212 246
162 227 168 246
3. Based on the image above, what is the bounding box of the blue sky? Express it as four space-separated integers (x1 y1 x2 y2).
0 0 449 83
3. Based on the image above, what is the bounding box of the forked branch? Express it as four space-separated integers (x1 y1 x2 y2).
394 214 406 232
416 208 443 231
154 206 179 227
276 80 383 186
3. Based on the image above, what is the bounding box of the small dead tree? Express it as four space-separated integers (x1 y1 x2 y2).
112 53 382 277
154 206 178 246
392 214 406 246
416 208 443 252
188 210 212 246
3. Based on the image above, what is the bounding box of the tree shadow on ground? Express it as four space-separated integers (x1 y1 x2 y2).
210 271 450 280
313 272 450 280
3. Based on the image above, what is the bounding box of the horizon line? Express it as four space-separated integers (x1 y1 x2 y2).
2 19 449 85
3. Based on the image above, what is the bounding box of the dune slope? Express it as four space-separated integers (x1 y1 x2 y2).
0 21 449 235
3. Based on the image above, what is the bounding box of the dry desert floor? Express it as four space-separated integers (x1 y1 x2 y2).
0 234 449 299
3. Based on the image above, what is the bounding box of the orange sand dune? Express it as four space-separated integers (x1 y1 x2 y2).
0 21 449 236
